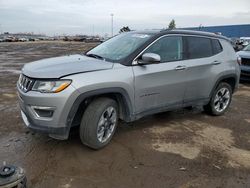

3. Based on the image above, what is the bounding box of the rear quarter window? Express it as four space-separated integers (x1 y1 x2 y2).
186 36 213 59
211 39 223 55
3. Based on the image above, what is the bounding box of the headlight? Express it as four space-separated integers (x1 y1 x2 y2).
32 80 71 93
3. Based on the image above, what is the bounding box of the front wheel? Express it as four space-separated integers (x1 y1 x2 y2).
204 82 232 116
80 98 118 149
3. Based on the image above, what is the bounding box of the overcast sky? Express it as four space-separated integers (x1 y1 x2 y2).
0 0 249 36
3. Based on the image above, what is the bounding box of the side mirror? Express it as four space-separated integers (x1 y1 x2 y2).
139 53 161 65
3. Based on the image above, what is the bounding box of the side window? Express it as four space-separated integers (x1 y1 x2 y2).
186 36 213 59
212 39 223 55
144 36 183 62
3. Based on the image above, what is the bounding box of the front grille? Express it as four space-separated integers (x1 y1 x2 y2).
242 58 250 66
18 74 34 92
241 70 250 77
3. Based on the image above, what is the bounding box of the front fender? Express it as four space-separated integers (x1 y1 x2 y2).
66 87 134 127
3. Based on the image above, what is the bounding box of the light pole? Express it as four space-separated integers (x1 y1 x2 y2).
111 13 114 37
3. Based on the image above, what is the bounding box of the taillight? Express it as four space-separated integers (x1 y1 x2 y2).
237 57 242 65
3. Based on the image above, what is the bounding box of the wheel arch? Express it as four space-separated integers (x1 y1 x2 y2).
209 74 238 99
66 87 134 128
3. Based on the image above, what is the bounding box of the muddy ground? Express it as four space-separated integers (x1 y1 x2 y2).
0 41 250 188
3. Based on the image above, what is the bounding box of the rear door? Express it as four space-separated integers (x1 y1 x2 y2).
132 35 188 114
183 36 223 104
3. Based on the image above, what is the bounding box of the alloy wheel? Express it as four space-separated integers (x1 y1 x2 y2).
97 106 117 143
213 87 231 113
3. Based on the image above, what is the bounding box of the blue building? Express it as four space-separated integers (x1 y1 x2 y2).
185 24 250 38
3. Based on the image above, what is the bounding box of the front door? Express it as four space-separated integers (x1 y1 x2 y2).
133 36 188 114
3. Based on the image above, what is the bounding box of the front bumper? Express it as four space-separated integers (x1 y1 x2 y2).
17 83 79 140
240 65 250 81
20 110 70 139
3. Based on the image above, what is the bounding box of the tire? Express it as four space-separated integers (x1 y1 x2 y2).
204 82 232 116
80 98 118 149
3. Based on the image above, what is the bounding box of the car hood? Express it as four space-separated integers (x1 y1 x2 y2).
237 51 250 59
22 54 114 78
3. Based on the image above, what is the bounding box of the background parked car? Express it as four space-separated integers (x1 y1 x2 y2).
28 38 35 41
237 44 250 81
18 38 28 42
4 36 18 42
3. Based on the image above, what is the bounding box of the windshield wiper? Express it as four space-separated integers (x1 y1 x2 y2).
86 53 105 60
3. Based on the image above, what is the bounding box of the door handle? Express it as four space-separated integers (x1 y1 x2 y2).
175 65 187 71
211 61 221 65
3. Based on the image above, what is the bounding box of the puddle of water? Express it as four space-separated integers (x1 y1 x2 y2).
0 62 25 66
0 69 21 74
3 93 16 98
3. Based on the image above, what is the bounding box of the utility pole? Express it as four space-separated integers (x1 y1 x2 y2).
111 13 114 37
199 24 203 31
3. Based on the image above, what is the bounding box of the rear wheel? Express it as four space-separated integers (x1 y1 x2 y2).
204 82 232 116
80 98 118 149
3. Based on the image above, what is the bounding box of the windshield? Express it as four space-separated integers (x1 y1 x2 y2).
243 44 250 51
87 33 152 61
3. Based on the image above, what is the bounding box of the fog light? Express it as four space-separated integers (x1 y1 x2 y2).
31 106 55 118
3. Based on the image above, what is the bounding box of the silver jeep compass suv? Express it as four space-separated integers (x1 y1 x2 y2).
17 30 240 149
